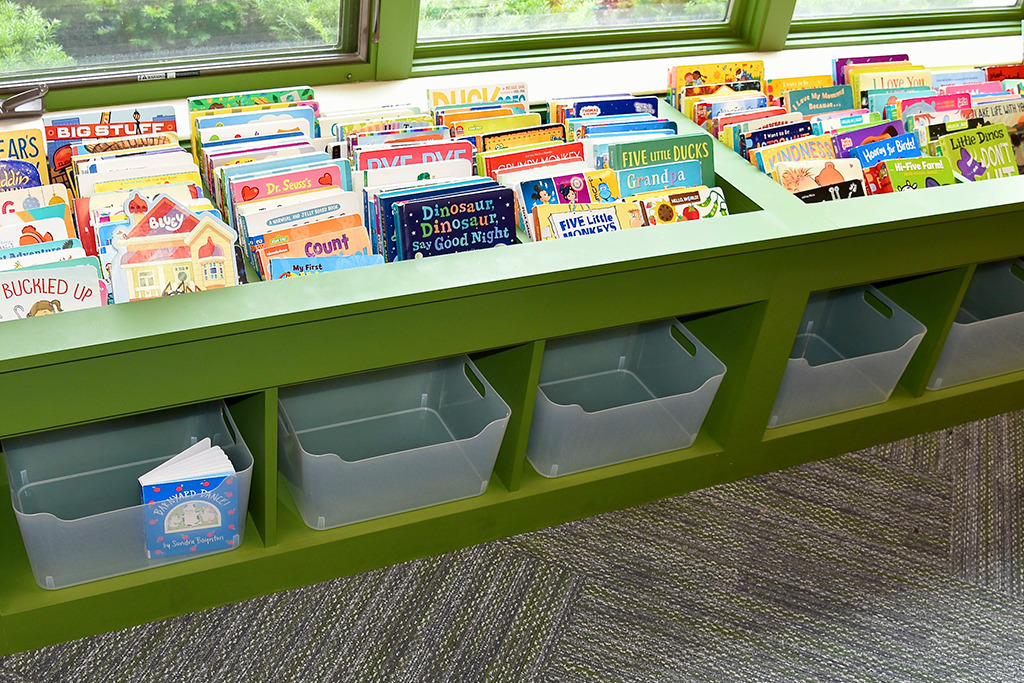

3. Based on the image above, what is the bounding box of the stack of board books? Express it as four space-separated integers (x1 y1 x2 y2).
1 78 734 325
667 57 1024 202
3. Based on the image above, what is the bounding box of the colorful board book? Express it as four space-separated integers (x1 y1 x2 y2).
938 123 1020 181
139 438 239 559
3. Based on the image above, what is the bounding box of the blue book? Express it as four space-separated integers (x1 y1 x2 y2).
786 85 855 117
739 122 813 159
268 254 384 279
569 96 660 118
850 132 922 168
392 186 516 261
615 160 702 196
139 438 239 560
578 119 678 139
374 177 496 262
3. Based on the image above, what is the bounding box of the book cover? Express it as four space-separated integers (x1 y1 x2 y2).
607 134 714 188
739 122 813 161
811 111 880 136
898 94 973 132
765 75 834 106
785 85 856 117
254 222 372 278
228 162 350 225
0 238 83 268
832 121 906 158
0 260 105 321
139 438 239 559
481 124 567 152
268 253 384 279
635 187 729 225
927 67 986 91
356 140 475 171
427 83 529 108
833 54 909 85
670 60 766 108
0 160 42 192
616 160 702 197
43 106 178 189
533 202 641 241
109 196 240 302
753 135 836 174
585 169 621 202
715 107 792 141
794 180 867 203
479 142 586 179
693 93 768 127
728 113 805 151
850 132 921 169
569 96 659 119
187 86 316 112
877 157 956 192
0 128 48 184
864 87 935 115
394 186 516 260
452 113 543 146
938 123 1020 181
0 216 73 250
921 118 986 155
573 118 676 141
773 158 864 193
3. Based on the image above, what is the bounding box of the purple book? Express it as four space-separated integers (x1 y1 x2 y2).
832 54 910 85
832 120 906 158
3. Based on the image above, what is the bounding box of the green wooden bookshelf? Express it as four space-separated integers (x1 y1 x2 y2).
1 104 1023 654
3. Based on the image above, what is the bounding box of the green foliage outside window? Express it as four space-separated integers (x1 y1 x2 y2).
0 0 74 72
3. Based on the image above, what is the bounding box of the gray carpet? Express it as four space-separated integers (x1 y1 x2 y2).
2 410 1023 682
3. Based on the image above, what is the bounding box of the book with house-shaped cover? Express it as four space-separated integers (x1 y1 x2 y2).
109 195 239 302
139 437 239 559
937 123 1020 181
607 134 714 187
616 160 702 198
392 186 516 260
850 133 921 170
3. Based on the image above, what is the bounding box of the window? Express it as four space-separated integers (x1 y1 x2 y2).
138 269 156 288
793 0 1021 19
417 0 732 41
1 0 373 105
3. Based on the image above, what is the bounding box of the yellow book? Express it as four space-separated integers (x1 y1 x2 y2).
532 202 641 242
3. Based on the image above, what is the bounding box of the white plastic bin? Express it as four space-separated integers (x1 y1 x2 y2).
526 319 726 477
2 402 253 590
277 356 510 530
928 258 1024 390
769 285 926 427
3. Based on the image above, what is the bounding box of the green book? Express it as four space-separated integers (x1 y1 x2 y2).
881 157 956 191
937 123 1020 182
607 133 715 187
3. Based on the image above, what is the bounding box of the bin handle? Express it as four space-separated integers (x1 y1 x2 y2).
464 361 488 398
670 321 698 357
863 289 894 319
221 402 240 446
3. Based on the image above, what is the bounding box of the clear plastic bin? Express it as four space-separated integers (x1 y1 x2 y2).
277 356 511 530
2 402 253 590
526 319 726 477
769 285 926 427
928 258 1024 390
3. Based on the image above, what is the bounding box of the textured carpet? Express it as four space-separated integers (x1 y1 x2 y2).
2 410 1023 682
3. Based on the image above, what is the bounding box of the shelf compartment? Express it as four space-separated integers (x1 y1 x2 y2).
2 401 254 590
526 319 726 477
929 258 1024 390
769 285 926 428
277 356 511 531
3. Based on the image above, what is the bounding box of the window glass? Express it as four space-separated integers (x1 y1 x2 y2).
417 0 732 41
793 0 1020 19
2 0 343 80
